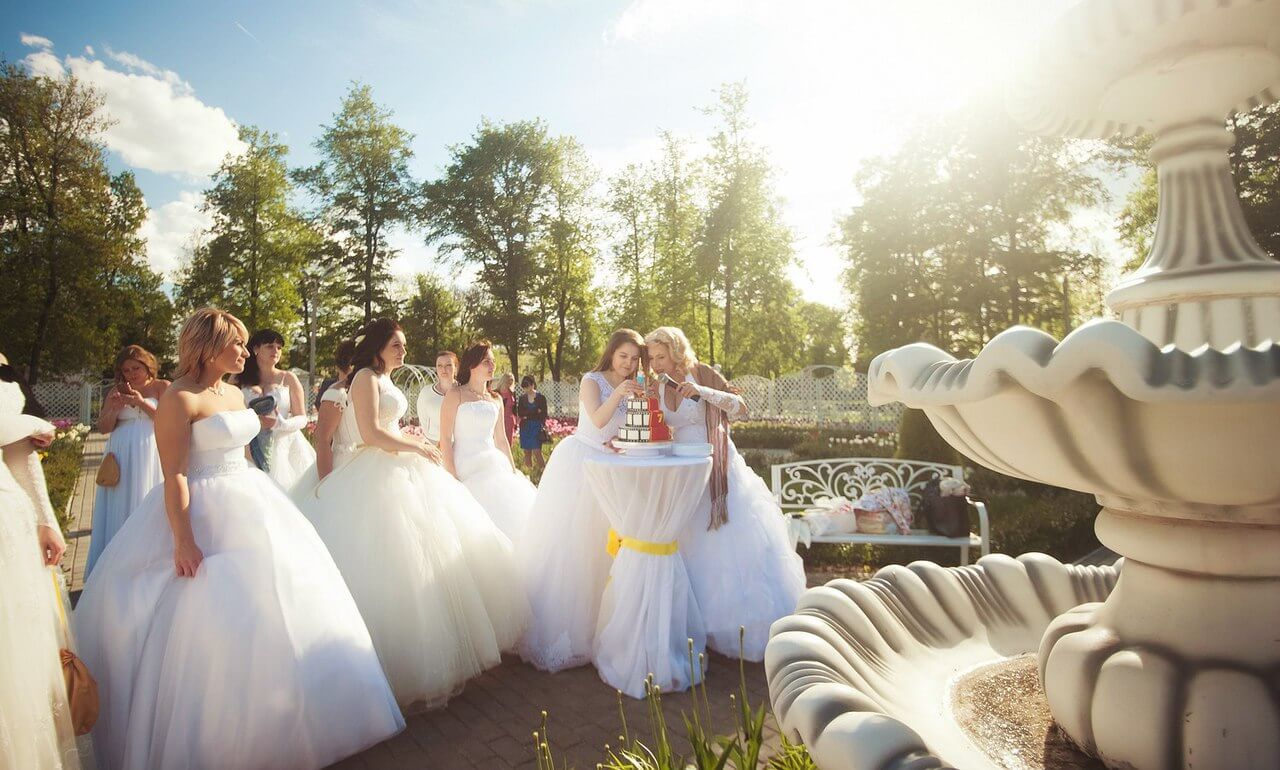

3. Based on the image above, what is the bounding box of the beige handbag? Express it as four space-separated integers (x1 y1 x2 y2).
95 452 120 487
51 571 99 735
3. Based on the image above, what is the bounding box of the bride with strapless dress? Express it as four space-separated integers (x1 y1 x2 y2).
74 406 403 769
450 397 534 540
517 369 626 672
657 374 805 661
296 373 528 708
86 396 161 577
241 381 315 491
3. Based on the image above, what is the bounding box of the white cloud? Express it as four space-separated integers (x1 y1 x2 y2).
20 33 53 49
84 45 95 56
18 39 243 178
141 191 213 276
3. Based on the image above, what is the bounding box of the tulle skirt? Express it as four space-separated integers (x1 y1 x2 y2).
265 429 315 491
86 418 161 576
516 434 615 672
299 448 528 707
455 446 535 541
679 447 806 660
0 479 83 770
74 465 404 770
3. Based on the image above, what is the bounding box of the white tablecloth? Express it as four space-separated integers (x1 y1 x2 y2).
584 453 712 698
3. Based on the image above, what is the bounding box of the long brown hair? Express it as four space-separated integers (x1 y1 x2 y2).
113 344 159 386
592 329 646 374
345 319 403 387
456 340 492 386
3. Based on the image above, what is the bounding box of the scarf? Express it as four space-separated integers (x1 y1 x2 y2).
692 363 733 530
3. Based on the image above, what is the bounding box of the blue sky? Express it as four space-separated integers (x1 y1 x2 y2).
5 0 1120 306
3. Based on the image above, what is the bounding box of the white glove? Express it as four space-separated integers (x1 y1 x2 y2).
273 413 308 435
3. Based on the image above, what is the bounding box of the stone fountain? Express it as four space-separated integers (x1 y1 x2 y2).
765 1 1280 768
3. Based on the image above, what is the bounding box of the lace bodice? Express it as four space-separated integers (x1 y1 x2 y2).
659 374 708 442
453 398 499 457
574 371 628 447
188 409 260 478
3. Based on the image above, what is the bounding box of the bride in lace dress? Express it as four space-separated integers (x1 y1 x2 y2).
646 327 805 661
74 310 403 770
0 354 82 769
439 340 535 541
296 320 528 708
517 329 647 672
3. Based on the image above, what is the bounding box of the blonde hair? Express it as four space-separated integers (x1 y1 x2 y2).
593 329 646 373
497 372 515 391
174 308 248 381
644 327 697 372
114 344 159 385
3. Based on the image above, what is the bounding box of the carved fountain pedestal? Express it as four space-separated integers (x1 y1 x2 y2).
766 1 1280 768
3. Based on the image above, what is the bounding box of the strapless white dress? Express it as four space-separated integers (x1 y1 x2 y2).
517 370 624 672
242 383 316 491
87 398 161 577
296 374 529 707
451 398 534 540
74 408 403 770
659 376 806 661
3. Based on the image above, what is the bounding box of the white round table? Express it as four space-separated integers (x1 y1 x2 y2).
583 452 712 698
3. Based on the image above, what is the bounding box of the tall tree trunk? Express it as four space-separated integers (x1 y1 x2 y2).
704 279 717 367
723 236 734 379
1061 273 1072 334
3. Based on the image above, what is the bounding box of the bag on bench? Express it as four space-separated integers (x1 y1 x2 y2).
922 479 968 538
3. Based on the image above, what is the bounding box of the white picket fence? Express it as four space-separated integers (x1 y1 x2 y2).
33 365 904 431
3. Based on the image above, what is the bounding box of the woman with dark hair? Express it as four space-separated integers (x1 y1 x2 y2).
517 328 647 672
516 374 549 471
289 339 359 500
236 329 315 490
439 341 535 540
317 338 358 401
297 320 528 708
86 344 169 576
74 308 403 769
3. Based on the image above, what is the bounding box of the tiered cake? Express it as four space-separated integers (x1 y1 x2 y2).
618 395 652 442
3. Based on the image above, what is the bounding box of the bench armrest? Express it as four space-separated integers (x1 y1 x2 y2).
967 497 990 555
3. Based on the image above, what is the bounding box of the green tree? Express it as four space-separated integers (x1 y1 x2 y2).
296 82 418 325
535 137 600 381
0 64 169 382
1115 103 1280 267
424 119 561 377
177 126 303 332
401 273 471 365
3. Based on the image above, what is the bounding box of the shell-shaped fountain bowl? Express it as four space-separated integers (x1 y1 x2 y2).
866 319 1280 517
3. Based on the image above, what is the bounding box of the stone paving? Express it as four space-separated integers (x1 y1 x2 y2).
64 433 796 770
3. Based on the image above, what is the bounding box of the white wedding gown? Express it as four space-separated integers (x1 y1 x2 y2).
242 382 315 491
74 407 403 770
517 370 624 671
0 381 84 770
451 398 534 540
288 386 355 501
86 398 161 577
659 376 806 660
296 374 529 707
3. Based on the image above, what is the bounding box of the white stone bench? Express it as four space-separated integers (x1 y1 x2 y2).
771 457 990 565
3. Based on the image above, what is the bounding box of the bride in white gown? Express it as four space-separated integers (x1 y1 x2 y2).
74 309 403 770
296 320 529 708
237 329 315 491
0 358 82 770
518 329 647 672
440 340 534 541
645 327 805 661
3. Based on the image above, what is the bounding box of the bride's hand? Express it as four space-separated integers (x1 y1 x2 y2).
416 442 442 464
37 524 66 566
618 379 645 398
174 539 204 578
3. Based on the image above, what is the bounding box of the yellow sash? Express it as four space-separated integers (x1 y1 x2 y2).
606 528 678 557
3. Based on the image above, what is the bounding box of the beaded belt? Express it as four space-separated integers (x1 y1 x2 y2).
188 457 248 480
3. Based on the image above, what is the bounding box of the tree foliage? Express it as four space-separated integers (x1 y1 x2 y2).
0 63 172 383
840 107 1106 365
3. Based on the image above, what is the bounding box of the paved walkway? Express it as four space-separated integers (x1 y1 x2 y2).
63 433 792 769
